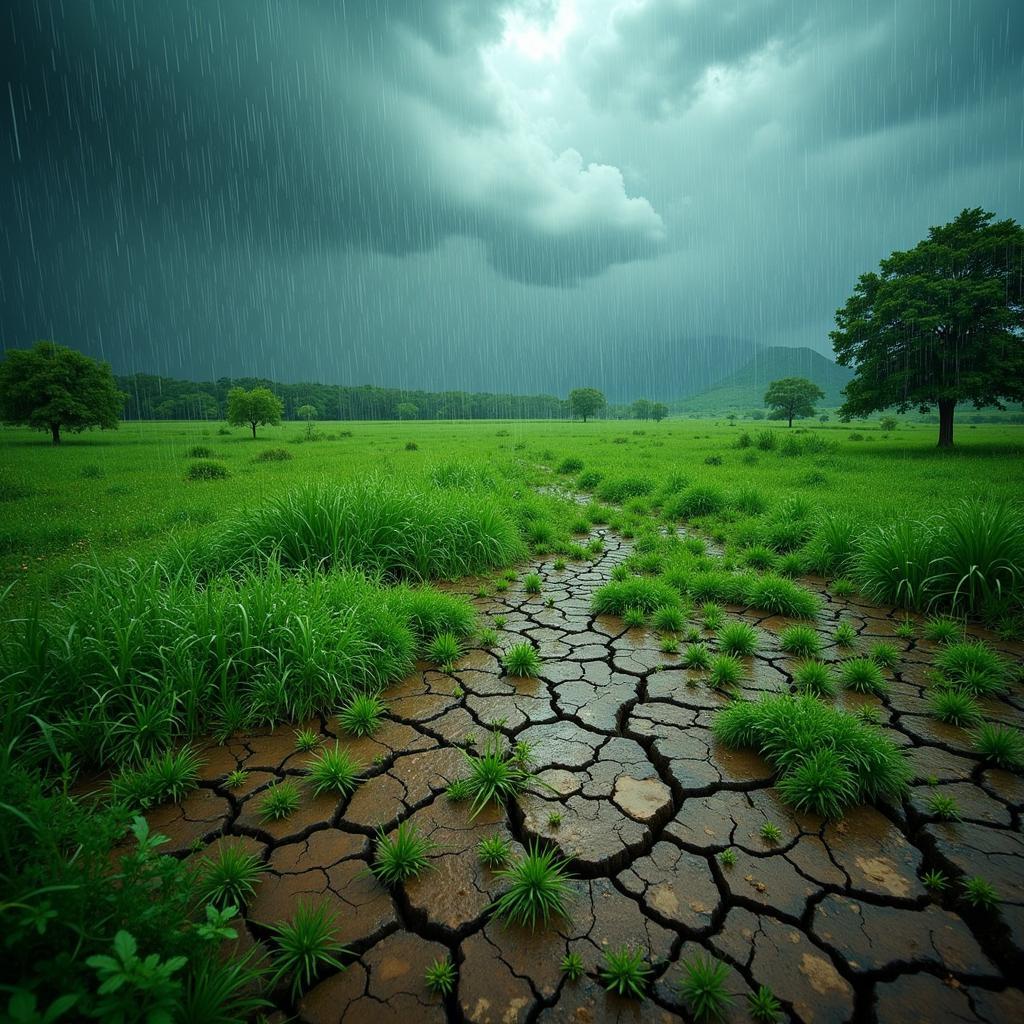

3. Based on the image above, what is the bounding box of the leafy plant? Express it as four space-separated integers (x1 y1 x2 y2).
961 876 999 910
926 793 961 820
678 955 733 1023
759 821 782 844
85 930 187 1023
973 723 1024 770
197 844 266 908
840 657 887 695
270 901 349 999
371 822 437 886
560 952 585 981
425 957 457 996
307 743 362 797
778 624 823 658
338 693 386 737
718 848 736 868
748 984 782 1023
719 622 758 657
260 780 301 822
922 869 949 892
294 728 319 752
224 769 249 789
490 842 574 930
459 730 538 818
599 946 651 999
477 834 512 868
503 643 541 677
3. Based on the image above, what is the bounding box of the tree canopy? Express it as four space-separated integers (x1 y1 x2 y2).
651 402 669 422
0 341 123 444
763 377 825 427
569 387 606 422
831 207 1024 447
227 386 283 438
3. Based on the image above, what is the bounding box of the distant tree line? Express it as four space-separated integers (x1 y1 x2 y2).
114 374 669 422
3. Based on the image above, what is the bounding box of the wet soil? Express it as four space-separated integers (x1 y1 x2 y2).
156 525 1024 1023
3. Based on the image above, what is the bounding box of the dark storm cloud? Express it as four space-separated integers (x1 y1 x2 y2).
0 0 1021 396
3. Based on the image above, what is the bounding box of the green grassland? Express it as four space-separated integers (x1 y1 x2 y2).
2 416 1022 595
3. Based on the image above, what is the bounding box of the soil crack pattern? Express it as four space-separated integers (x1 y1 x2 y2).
155 515 1024 1023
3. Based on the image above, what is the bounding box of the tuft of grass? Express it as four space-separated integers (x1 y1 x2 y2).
719 622 758 657
714 694 910 817
270 901 349 999
778 624 823 658
459 731 537 818
926 793 961 820
840 657 887 695
792 660 837 698
592 577 681 616
678 955 733 1023
503 643 541 678
747 574 821 619
306 744 362 797
560 952 585 982
660 637 679 654
833 621 857 647
759 821 783 844
295 728 320 752
973 723 1024 770
929 687 981 727
260 781 301 822
923 616 963 643
477 627 499 648
933 641 1006 696
652 605 685 632
623 607 647 629
709 654 743 690
869 641 900 669
895 620 916 640
922 869 948 892
477 834 512 869
197 845 266 908
682 642 712 670
446 778 472 802
427 631 462 668
225 768 249 789
831 578 856 599
424 957 457 996
748 985 782 1023
489 842 574 930
961 876 999 910
523 573 542 595
111 747 203 809
701 602 725 630
338 693 386 737
718 848 736 868
371 822 437 886
599 946 651 1000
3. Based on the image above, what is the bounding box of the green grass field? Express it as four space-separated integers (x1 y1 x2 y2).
2 416 1022 595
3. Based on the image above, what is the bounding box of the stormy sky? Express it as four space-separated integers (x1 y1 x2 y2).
2 0 1022 399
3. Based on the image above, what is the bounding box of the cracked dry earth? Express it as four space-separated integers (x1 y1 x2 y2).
151 525 1024 1024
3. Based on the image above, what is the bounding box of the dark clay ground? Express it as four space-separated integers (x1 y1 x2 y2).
151 525 1024 1023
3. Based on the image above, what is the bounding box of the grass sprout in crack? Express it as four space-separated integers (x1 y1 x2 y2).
424 956 457 995
792 660 837 698
477 834 512 868
840 657 887 695
490 841 574 930
426 631 461 669
560 951 585 981
259 780 301 822
459 730 541 818
371 821 437 886
338 692 386 737
973 723 1024 770
599 945 651 1000
934 641 1007 696
748 984 782 1023
678 954 733 1023
197 845 266 908
929 686 981 727
503 642 541 678
778 624 823 658
306 743 362 797
270 900 350 999
718 622 758 657
833 621 857 647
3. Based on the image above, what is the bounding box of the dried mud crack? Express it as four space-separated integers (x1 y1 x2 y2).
150 520 1024 1023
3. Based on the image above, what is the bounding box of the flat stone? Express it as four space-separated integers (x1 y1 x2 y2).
616 842 719 931
824 807 925 900
146 787 229 854
874 972 1024 1024
611 776 672 825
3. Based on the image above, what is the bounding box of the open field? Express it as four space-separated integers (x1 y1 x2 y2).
3 418 1023 1023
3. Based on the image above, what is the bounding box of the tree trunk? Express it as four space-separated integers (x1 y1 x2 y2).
937 399 955 448
251 422 257 439
50 423 61 445
787 411 793 427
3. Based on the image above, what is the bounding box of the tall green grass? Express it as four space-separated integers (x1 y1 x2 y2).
0 560 475 771
179 475 525 581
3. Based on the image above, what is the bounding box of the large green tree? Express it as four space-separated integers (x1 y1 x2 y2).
764 377 824 427
0 341 123 444
831 208 1024 447
651 402 669 423
569 387 606 423
227 386 283 438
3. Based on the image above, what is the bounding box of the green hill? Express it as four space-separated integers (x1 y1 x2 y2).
673 346 853 417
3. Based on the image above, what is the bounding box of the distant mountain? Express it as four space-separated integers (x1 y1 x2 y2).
673 346 853 415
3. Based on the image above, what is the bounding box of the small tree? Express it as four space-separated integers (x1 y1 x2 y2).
879 416 897 431
831 208 1024 447
396 402 418 420
764 377 825 427
569 387 606 423
651 402 669 423
0 341 123 445
227 386 283 439
631 399 652 420
296 403 318 440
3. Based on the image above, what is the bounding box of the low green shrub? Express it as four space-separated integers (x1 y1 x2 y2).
186 459 230 481
591 577 680 615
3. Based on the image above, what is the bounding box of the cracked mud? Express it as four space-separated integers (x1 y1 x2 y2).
154 524 1023 1023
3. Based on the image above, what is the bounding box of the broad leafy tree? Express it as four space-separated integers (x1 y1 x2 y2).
227 386 283 438
831 208 1024 447
651 402 669 422
296 403 318 422
396 402 418 420
0 341 123 444
764 377 824 427
631 399 652 420
569 387 606 422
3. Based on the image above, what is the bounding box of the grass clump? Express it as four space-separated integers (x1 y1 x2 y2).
746 574 820 619
270 901 349 999
490 842 574 930
682 642 712 670
425 957 457 996
973 723 1024 770
294 728 319 752
833 622 857 647
255 447 292 462
713 694 910 817
260 781 301 822
923 616 963 643
718 622 758 657
709 654 743 690
560 952 585 981
477 834 512 869
338 693 386 737
371 822 437 886
840 658 887 695
503 643 541 677
961 876 999 910
427 631 462 668
187 460 230 481
792 660 837 698
748 985 782 1023
197 845 266 908
678 955 732 1023
306 744 362 797
599 946 651 999
933 641 1006 696
111 748 203 809
701 602 725 630
592 577 680 616
869 641 900 669
459 731 537 818
623 607 646 628
778 624 823 658
929 688 981 727
653 605 685 632
523 572 543 594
